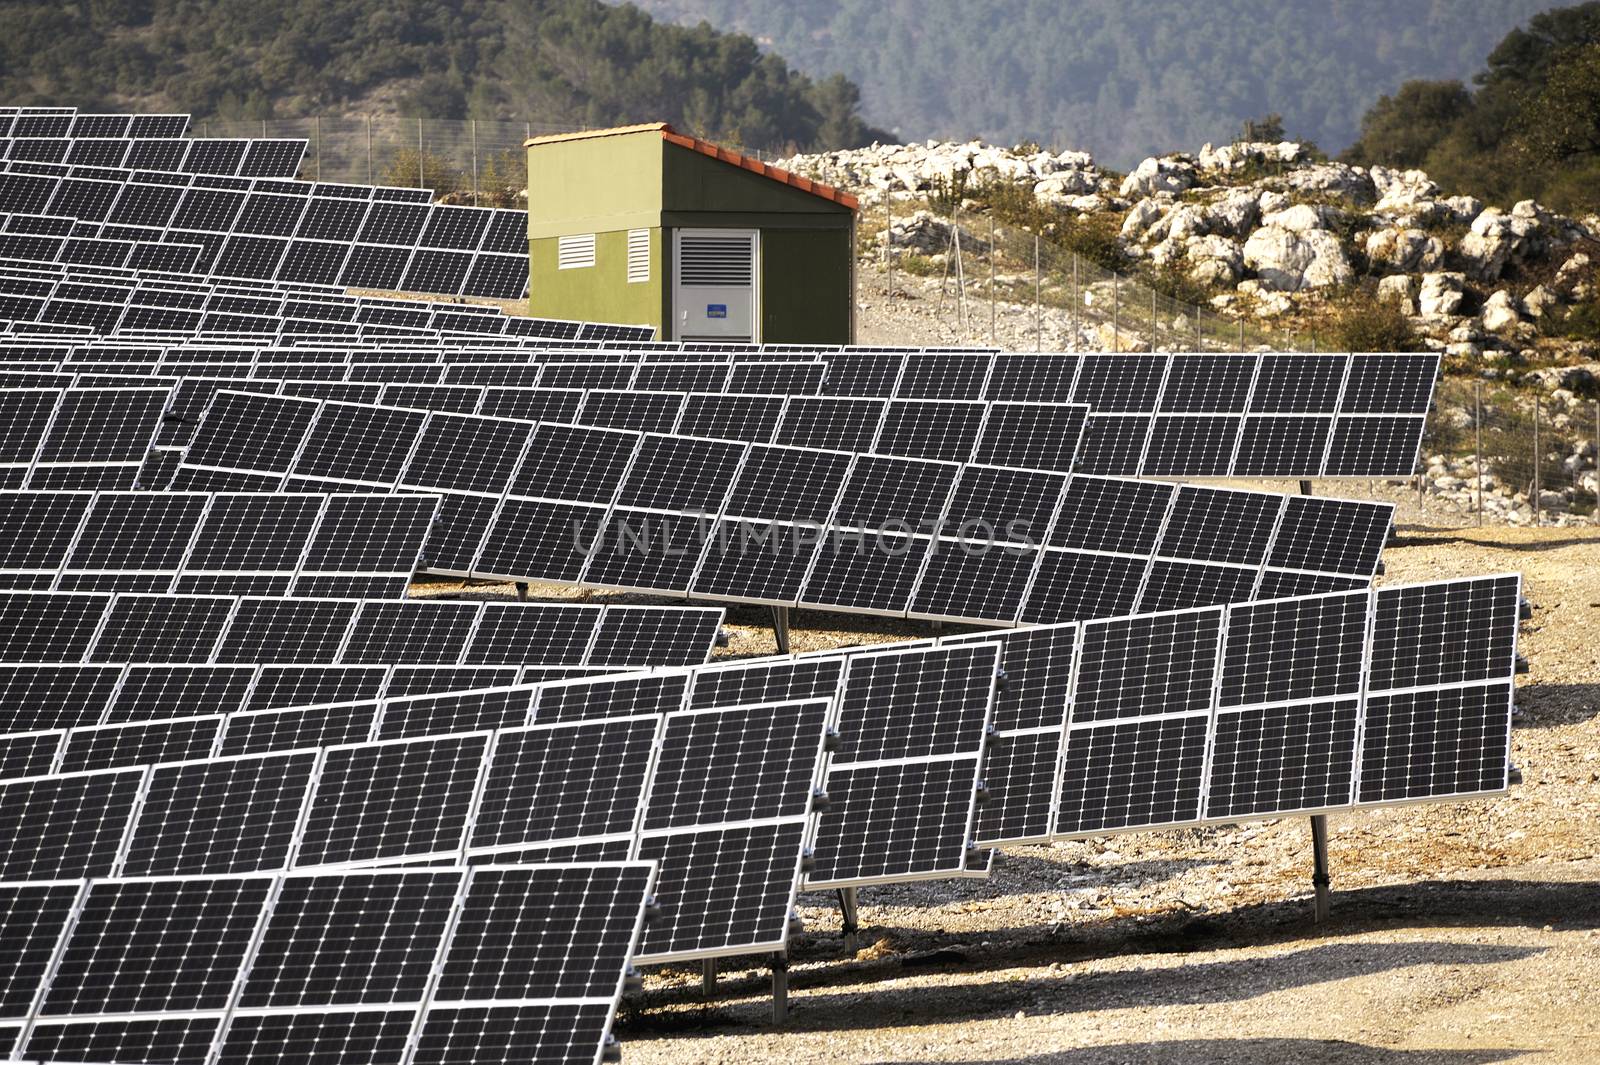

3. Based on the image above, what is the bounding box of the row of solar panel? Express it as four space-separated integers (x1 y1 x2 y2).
0 257 649 339
0 637 989 958
0 862 652 1065
90 365 1411 478
0 159 540 298
0 136 306 177
0 490 440 596
0 109 190 139
175 390 1392 625
18 345 1438 407
1 386 170 490
0 592 725 668
0 577 1521 935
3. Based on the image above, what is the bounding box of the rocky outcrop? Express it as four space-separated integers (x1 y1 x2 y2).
784 134 1598 358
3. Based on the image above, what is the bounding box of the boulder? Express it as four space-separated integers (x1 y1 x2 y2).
1459 208 1515 282
1262 202 1338 233
1242 226 1352 291
1365 227 1445 273
1480 290 1521 333
1197 140 1304 173
1418 272 1467 317
1283 163 1375 203
1033 170 1099 205
1522 285 1559 318
1120 198 1166 240
1119 155 1196 198
1185 235 1245 286
1553 253 1594 300
1202 188 1261 237
1376 274 1416 315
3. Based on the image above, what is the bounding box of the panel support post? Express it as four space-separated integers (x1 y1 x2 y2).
515 581 529 602
1310 814 1331 923
770 605 791 655
1298 480 1314 497
770 951 789 1025
838 887 859 954
701 957 718 1000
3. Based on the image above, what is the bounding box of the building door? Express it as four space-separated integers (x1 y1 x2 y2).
672 229 758 342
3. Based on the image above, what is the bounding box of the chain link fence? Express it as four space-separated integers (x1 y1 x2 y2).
1416 379 1599 528
872 199 1312 353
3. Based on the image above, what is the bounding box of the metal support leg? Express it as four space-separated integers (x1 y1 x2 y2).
837 887 859 954
770 605 791 655
770 951 789 1024
1298 480 1314 497
1310 814 1331 923
515 581 529 602
701 957 717 1000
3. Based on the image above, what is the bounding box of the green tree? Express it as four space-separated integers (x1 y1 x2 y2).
1342 80 1473 168
1516 43 1600 165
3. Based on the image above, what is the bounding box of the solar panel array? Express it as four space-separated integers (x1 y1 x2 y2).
172 392 1392 624
0 151 548 299
1 131 304 176
0 677 839 965
0 862 654 1065
0 490 439 596
0 592 723 670
0 261 651 341
0 386 168 490
934 573 1524 845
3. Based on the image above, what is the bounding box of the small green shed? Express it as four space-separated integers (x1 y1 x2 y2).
524 123 858 344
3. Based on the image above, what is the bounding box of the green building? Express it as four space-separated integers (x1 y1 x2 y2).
524 123 858 344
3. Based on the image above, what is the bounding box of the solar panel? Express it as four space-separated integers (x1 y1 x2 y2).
5 862 653 1065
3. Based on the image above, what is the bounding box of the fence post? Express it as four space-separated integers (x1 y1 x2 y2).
471 119 479 207
261 119 267 138
885 198 893 299
1594 400 1599 527
1034 234 1041 352
314 115 321 182
1071 256 1079 345
366 116 373 185
418 117 425 189
988 215 996 346
1151 286 1157 350
1533 397 1541 527
1238 318 1245 352
1112 272 1119 352
1476 381 1484 528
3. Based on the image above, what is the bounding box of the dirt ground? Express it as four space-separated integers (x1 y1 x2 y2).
583 524 1598 1065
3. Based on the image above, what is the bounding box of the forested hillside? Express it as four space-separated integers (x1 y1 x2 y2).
1344 2 1600 214
0 0 885 152
627 0 1555 166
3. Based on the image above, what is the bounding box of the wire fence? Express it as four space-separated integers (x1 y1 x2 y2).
1414 380 1599 528
872 199 1313 353
198 116 773 207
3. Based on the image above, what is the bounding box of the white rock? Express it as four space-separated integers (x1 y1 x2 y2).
1365 227 1445 273
1481 290 1522 333
1033 170 1098 204
1242 226 1352 291
1283 163 1375 203
1202 188 1261 237
1377 274 1416 315
1262 202 1337 233
1185 235 1245 285
1120 198 1166 240
1418 272 1467 317
1119 155 1196 198
1522 285 1559 318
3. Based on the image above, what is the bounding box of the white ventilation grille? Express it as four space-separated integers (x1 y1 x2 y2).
557 233 596 270
677 233 753 286
627 229 650 283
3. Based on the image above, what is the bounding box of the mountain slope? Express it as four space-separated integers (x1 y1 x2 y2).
0 0 884 152
625 0 1557 166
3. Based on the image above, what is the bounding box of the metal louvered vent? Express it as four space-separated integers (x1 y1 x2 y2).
677 233 753 286
627 229 650 283
557 233 596 270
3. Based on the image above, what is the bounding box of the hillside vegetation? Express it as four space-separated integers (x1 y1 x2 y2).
1343 2 1600 215
0 0 885 152
627 0 1553 167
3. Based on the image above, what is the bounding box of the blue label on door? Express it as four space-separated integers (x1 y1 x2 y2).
706 304 727 318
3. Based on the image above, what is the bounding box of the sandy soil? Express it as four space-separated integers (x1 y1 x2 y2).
572 524 1599 1065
